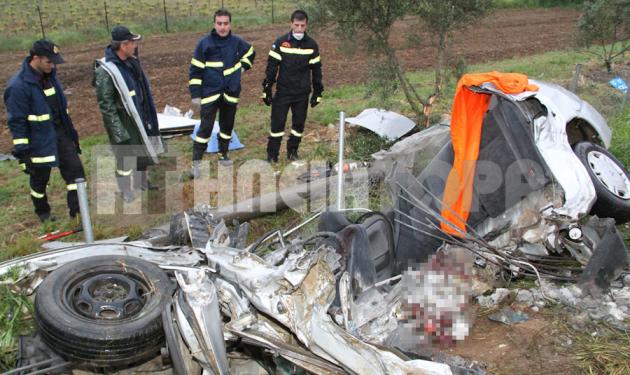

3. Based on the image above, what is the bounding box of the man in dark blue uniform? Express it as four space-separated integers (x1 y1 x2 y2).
188 8 255 177
263 10 324 163
4 40 85 222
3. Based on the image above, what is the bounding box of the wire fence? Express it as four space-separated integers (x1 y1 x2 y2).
0 0 294 38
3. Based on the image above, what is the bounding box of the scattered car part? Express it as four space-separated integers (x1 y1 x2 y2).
346 108 416 141
174 269 229 374
579 216 630 295
34 255 174 368
487 307 530 325
157 112 197 135
225 314 346 374
185 212 211 249
162 298 201 375
573 141 630 223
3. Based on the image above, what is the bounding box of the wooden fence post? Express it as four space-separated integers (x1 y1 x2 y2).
104 1 110 33
163 0 169 32
36 5 46 39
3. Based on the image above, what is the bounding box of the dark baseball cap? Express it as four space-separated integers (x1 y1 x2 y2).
30 39 65 64
111 26 142 42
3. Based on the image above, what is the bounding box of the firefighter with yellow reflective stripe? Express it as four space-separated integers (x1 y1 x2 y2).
94 26 164 203
263 10 323 163
188 9 255 177
3 40 85 222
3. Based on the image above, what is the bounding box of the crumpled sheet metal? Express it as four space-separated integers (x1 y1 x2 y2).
474 186 562 251
346 108 416 141
226 314 346 375
203 243 453 375
531 110 596 220
175 269 229 374
0 242 203 292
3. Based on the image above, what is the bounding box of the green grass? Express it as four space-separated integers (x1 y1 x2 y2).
609 107 630 169
0 286 34 371
573 324 630 375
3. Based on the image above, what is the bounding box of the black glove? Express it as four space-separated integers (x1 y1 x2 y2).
310 94 321 108
12 149 32 175
262 86 273 106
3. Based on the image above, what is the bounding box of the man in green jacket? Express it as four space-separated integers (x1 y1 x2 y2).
94 26 164 202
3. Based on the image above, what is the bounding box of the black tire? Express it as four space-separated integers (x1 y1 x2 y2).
34 255 174 368
573 141 630 224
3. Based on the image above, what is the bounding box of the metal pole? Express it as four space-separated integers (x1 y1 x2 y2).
623 76 629 110
36 5 46 39
76 178 94 243
162 0 169 32
570 63 582 93
336 112 345 211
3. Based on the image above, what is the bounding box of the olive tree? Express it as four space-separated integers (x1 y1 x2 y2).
308 0 493 125
308 0 425 120
412 0 494 97
577 0 630 73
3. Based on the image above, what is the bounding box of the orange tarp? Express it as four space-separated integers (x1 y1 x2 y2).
440 72 538 236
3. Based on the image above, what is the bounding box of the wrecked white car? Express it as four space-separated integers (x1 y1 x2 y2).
380 79 629 289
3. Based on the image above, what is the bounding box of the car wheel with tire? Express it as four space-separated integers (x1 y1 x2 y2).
34 255 174 368
573 141 630 224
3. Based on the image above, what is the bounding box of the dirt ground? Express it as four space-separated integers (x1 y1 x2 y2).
449 310 578 374
0 7 579 152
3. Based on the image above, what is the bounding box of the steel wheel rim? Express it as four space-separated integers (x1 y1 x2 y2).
587 150 630 200
67 272 148 320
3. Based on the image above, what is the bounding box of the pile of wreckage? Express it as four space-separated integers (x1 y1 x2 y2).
1 75 629 374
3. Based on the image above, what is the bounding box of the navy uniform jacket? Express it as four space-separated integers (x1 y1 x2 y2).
263 32 323 98
4 58 79 167
188 29 255 106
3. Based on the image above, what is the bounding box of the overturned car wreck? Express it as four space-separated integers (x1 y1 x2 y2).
1 74 629 374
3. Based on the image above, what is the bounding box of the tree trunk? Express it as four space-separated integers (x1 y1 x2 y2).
383 46 425 123
435 32 447 97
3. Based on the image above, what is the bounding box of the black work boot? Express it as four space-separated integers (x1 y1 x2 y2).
267 136 281 163
189 160 202 180
37 211 57 223
218 138 233 166
116 175 136 203
287 150 300 161
134 170 159 191
218 152 233 166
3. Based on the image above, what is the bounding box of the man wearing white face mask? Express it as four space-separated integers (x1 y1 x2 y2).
263 10 323 163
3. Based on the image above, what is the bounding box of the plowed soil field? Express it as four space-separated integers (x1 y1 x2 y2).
0 8 579 152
